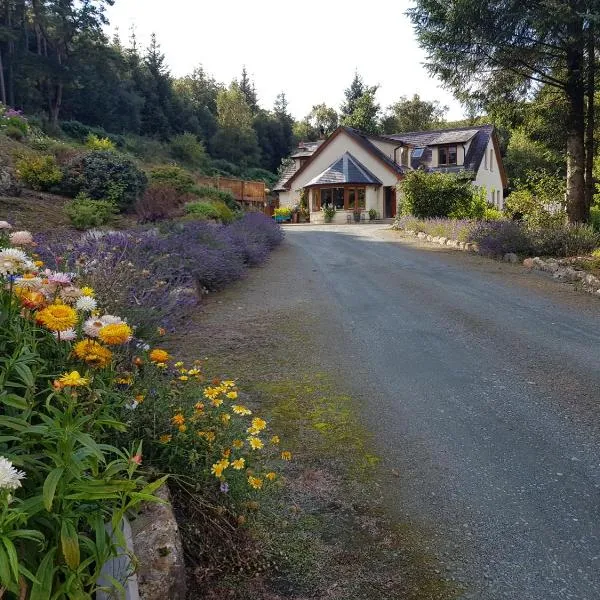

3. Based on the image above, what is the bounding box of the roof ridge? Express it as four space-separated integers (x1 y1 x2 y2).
390 123 493 137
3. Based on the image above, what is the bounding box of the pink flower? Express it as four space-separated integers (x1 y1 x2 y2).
130 454 142 465
0 221 12 230
53 329 77 341
46 270 72 285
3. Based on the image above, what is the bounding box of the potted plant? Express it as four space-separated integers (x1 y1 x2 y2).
322 204 336 223
274 206 292 223
369 208 377 221
353 208 362 222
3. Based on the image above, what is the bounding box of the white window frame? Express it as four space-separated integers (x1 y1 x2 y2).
489 149 494 172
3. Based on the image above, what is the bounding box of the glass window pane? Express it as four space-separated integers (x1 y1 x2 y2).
449 146 457 164
439 147 447 164
334 188 344 209
322 188 332 206
312 189 320 211
348 189 356 209
358 188 366 208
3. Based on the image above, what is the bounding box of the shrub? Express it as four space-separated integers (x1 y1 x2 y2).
192 185 241 212
61 150 147 211
243 167 278 189
4 124 24 140
85 133 116 151
528 223 600 257
396 215 475 241
369 208 377 220
400 170 478 218
137 184 191 222
0 105 28 137
184 200 234 223
323 205 336 222
505 172 566 226
468 220 533 256
484 206 504 220
14 152 63 190
65 192 117 229
61 120 124 147
150 164 195 194
169 132 208 169
210 158 242 177
123 134 170 162
590 206 600 232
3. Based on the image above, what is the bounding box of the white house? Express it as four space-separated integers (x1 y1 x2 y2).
274 125 508 224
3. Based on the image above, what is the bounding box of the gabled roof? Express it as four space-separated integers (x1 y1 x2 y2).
284 126 405 190
305 152 383 187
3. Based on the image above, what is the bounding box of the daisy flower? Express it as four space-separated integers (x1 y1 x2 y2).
9 230 33 246
53 328 77 341
0 457 25 491
76 296 97 312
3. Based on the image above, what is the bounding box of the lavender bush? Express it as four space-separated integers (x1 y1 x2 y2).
37 213 284 336
468 220 533 256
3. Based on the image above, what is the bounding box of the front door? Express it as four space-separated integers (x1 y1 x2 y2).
384 187 397 218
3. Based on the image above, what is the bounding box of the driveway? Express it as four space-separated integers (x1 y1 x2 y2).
280 224 600 600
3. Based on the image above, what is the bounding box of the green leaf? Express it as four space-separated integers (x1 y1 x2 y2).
7 529 45 544
0 415 30 432
72 432 104 461
13 362 35 388
30 548 56 600
0 392 28 410
1 537 20 583
0 544 15 589
43 468 64 512
61 520 80 570
139 475 169 497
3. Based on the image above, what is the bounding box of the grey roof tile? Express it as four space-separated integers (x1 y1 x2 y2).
305 152 383 187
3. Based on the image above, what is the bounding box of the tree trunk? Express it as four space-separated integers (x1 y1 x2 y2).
584 18 595 214
565 7 588 223
0 48 6 106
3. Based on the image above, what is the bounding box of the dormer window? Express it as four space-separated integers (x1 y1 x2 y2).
438 145 458 166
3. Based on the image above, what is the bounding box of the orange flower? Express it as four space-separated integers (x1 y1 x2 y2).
37 303 77 332
149 348 170 363
20 291 46 310
171 413 185 426
98 323 132 345
72 339 112 368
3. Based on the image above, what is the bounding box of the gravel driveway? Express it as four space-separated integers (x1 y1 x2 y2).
275 224 600 600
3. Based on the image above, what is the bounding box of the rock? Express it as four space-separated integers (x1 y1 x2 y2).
532 257 546 269
544 259 560 273
523 258 535 269
584 273 600 287
438 237 447 245
406 229 415 236
130 485 186 600
426 234 433 242
0 163 21 197
553 267 580 282
417 232 427 239
503 253 519 263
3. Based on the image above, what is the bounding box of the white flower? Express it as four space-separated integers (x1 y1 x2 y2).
53 329 77 341
9 230 33 246
83 317 105 338
100 314 125 325
0 248 29 275
0 456 25 491
75 296 97 312
0 221 12 230
14 276 42 290
59 285 82 304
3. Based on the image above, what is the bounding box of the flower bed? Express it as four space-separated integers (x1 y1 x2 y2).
0 219 289 598
37 213 284 338
395 216 600 258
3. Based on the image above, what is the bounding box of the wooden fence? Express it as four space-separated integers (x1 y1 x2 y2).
195 175 266 206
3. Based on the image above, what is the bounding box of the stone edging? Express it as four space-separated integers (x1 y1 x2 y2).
523 257 600 297
403 229 479 252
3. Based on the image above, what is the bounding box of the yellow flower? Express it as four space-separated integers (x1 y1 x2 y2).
178 424 187 433
265 472 277 481
220 413 231 425
72 339 112 368
203 386 220 400
232 439 244 449
171 413 185 426
98 323 132 345
222 380 235 388
211 397 223 407
232 405 252 416
248 437 263 450
56 371 89 388
34 260 44 268
248 476 263 490
194 402 205 412
198 431 216 443
226 391 238 400
188 368 200 376
281 451 292 461
80 286 94 297
178 375 189 381
231 458 245 470
149 348 170 363
37 304 77 332
211 459 230 478
174 361 184 368
159 434 172 444
135 394 145 403
270 435 280 445
251 417 267 432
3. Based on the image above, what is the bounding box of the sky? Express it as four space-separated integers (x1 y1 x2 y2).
104 0 465 121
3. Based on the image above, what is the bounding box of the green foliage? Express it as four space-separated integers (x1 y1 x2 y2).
505 172 566 226
274 207 292 218
64 192 117 229
150 165 196 194
484 206 504 220
192 185 240 212
399 170 482 219
14 153 63 191
381 94 447 134
61 121 124 147
322 205 336 223
184 200 234 223
4 125 25 141
503 128 562 184
85 133 116 151
368 208 378 221
61 151 148 211
590 206 600 232
169 132 208 169
136 184 190 222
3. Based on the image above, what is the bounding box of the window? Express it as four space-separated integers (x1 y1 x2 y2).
484 151 488 170
357 188 366 209
438 145 457 165
489 149 494 172
312 189 321 211
412 147 425 159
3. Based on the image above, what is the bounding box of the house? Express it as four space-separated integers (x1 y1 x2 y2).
274 124 507 224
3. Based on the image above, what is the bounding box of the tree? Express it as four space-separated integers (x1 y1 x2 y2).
381 94 447 134
216 83 253 129
340 72 381 134
238 66 258 114
408 0 598 222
